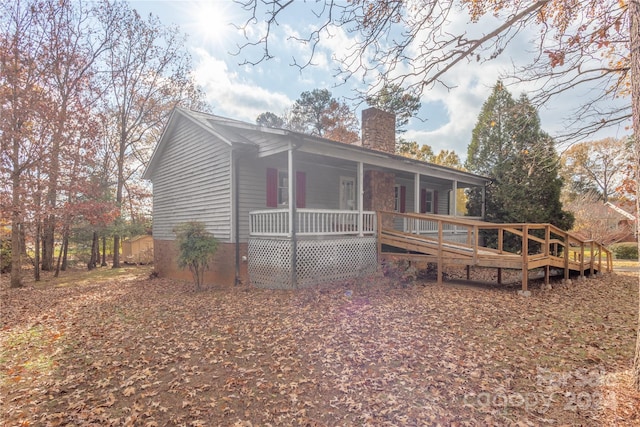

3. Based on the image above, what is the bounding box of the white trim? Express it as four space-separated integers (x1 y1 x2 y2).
358 162 364 237
414 173 420 213
288 148 294 237
452 180 458 216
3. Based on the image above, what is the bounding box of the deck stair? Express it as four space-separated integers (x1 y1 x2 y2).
377 211 613 291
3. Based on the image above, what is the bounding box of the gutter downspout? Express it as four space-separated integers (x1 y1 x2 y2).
234 150 241 286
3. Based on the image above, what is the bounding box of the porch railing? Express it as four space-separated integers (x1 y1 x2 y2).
402 216 482 234
250 208 376 237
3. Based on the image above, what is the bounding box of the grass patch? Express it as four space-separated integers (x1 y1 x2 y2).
0 325 61 386
29 265 152 289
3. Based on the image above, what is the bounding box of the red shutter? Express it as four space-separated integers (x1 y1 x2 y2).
400 185 406 213
433 190 438 214
266 168 277 207
420 189 427 213
296 171 306 208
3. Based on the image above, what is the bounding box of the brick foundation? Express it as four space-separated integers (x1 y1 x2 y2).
153 239 249 287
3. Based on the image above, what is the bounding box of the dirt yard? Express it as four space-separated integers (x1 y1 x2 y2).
1 266 640 426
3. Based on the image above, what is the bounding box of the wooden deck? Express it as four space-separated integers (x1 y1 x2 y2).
377 211 613 291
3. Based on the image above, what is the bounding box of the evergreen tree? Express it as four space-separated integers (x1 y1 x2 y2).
466 82 574 231
256 111 285 128
365 83 421 133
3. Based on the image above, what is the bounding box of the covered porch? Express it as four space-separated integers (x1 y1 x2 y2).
236 116 490 288
242 148 488 288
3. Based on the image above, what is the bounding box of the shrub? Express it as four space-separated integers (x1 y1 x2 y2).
174 221 219 290
610 242 638 260
1 237 10 273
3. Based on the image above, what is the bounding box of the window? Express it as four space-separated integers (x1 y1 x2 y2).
422 189 434 213
340 177 356 210
266 168 306 208
278 170 288 206
394 185 406 212
420 188 438 214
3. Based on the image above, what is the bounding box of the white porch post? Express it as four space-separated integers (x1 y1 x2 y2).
358 161 364 237
452 180 458 216
481 185 486 219
288 146 297 288
414 173 420 213
288 147 294 237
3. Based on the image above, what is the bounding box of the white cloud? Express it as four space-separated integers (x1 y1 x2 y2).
140 0 630 160
192 48 292 121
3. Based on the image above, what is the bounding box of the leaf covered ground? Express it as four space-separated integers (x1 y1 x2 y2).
2 266 640 426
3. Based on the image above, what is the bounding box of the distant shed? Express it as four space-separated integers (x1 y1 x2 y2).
122 235 154 264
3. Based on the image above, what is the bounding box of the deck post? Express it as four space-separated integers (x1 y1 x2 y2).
473 225 479 265
564 232 570 281
590 241 595 276
497 226 503 285
437 219 443 285
544 225 550 285
580 243 585 279
598 245 602 273
522 225 529 292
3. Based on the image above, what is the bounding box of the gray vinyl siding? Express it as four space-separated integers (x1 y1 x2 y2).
151 116 232 241
237 155 268 242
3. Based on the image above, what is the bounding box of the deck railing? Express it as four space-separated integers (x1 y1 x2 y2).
402 216 482 238
378 211 613 290
250 208 376 237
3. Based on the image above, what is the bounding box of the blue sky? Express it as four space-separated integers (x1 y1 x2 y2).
129 0 630 161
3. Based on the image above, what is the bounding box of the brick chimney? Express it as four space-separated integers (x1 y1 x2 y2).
361 108 397 216
361 107 396 153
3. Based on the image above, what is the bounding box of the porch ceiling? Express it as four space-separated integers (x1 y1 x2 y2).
295 151 479 188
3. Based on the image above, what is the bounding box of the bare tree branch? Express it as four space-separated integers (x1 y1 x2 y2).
233 0 630 143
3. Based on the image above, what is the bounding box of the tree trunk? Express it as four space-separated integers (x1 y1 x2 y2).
10 221 22 288
10 141 22 288
41 216 55 271
88 231 98 270
54 237 65 278
113 234 121 268
96 233 101 267
630 0 640 390
101 235 107 266
35 220 41 282
61 227 69 271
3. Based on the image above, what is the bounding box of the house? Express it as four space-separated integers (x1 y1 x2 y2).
142 107 491 288
122 235 154 264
